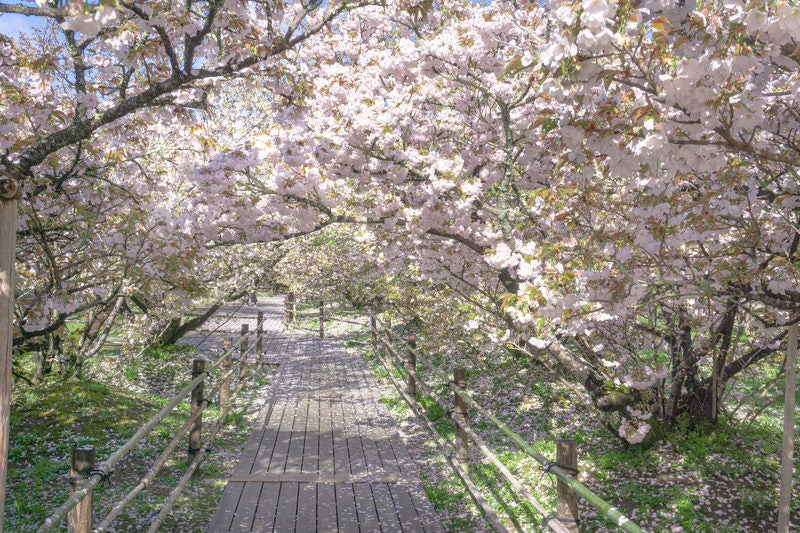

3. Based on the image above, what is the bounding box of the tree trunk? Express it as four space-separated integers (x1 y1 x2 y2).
49 332 62 376
73 297 125 378
778 322 797 532
684 383 716 425
33 349 44 381
155 302 223 345
665 323 695 423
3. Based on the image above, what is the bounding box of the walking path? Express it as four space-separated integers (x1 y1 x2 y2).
205 297 443 532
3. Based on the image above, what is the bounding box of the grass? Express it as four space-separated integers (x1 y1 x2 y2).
5 337 275 532
6 379 169 529
353 312 800 532
575 416 798 531
18 303 791 532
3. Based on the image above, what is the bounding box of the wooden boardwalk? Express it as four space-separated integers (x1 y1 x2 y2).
208 306 443 532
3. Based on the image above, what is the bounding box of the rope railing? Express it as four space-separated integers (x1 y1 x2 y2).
327 316 369 327
376 336 564 527
370 313 643 533
37 324 262 533
92 299 248 383
283 298 369 338
186 299 249 350
36 368 211 533
448 382 642 533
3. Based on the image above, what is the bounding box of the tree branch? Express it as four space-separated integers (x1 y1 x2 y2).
0 4 65 17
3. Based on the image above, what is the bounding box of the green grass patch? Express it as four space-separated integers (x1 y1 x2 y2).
6 358 276 532
352 314 800 532
6 380 169 529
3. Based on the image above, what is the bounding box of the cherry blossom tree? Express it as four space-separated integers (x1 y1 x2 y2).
0 0 382 356
263 0 800 443
0 0 373 522
528 0 800 439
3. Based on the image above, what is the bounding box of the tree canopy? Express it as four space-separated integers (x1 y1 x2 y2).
2 0 799 443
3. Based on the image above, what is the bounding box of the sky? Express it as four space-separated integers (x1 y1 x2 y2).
0 2 44 39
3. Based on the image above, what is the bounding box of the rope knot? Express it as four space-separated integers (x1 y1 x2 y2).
543 460 579 477
69 469 112 487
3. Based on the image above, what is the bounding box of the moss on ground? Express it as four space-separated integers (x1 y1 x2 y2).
5 340 274 532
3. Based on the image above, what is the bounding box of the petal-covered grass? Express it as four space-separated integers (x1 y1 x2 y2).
6 343 274 532
7 306 797 532
354 319 800 532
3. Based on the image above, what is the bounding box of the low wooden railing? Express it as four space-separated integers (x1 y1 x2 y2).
284 297 369 338
36 320 267 533
368 313 643 533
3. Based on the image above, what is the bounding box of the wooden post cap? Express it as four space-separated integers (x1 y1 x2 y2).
71 446 96 474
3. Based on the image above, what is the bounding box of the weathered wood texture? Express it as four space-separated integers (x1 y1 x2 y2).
209 321 442 532
69 446 96 533
1 190 19 532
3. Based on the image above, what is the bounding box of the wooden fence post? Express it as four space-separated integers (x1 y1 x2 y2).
1 177 20 531
220 338 232 409
69 445 96 533
369 308 378 353
406 334 417 398
189 359 205 462
256 311 264 361
284 292 296 327
382 322 395 371
556 438 580 531
453 367 469 475
239 324 249 379
319 299 325 339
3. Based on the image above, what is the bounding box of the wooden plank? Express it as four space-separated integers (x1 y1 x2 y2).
267 400 297 473
234 424 264 474
274 481 299 531
360 432 383 475
332 399 351 475
353 483 380 532
389 483 424 532
345 402 368 476
335 483 360 533
208 481 244 531
371 482 402 532
230 401 276 478
251 482 281 532
373 432 402 476
249 400 287 476
229 482 262 532
352 371 388 475
303 397 320 474
296 482 317 532
318 398 335 476
317 482 338 532
285 398 308 474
